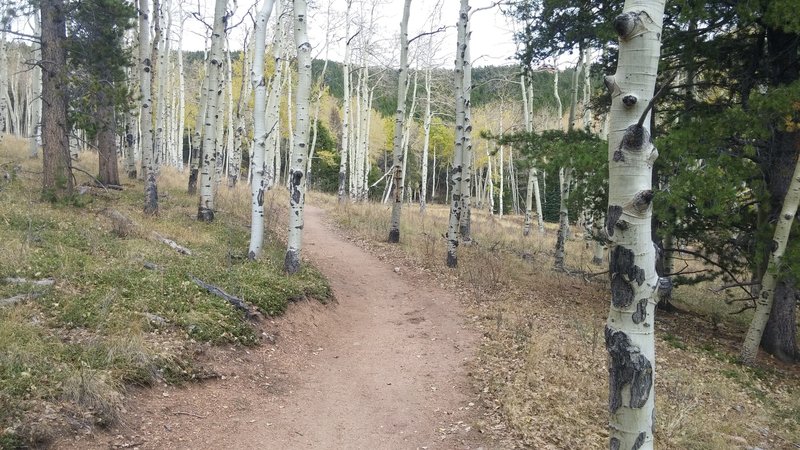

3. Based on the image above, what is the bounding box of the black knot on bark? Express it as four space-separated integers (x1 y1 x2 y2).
605 327 653 413
632 190 654 212
622 95 638 107
614 12 638 39
621 124 648 151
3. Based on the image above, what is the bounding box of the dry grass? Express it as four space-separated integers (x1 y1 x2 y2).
315 192 800 449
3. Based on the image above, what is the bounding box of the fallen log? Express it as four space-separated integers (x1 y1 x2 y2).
0 292 43 308
189 276 260 320
4 277 55 286
152 232 192 256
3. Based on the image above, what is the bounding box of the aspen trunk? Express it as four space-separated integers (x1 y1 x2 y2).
197 0 228 221
265 6 285 190
306 1 331 186
446 0 469 267
188 56 209 195
387 0 412 243
29 14 43 158
337 0 353 203
741 155 800 364
420 67 432 214
0 29 7 140
604 1 666 447
553 69 562 124
247 0 276 260
285 0 312 274
554 167 572 270
459 18 473 242
139 0 158 214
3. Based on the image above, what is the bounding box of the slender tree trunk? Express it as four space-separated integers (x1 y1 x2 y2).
0 28 8 141
741 155 800 364
420 67 432 214
554 167 572 270
554 69 562 125
188 56 209 195
337 0 353 203
459 19 473 242
139 0 158 214
306 1 331 187
498 144 504 218
265 6 284 190
197 0 228 221
28 14 43 158
446 0 469 267
96 88 120 186
41 0 73 200
568 46 583 132
176 16 186 171
387 0 412 243
285 0 312 274
247 0 276 260
604 1 666 448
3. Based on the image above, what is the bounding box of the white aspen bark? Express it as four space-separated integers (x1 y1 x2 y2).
197 0 227 221
604 1 665 448
592 214 607 265
176 15 186 171
215 37 228 185
248 0 276 260
225 38 237 186
499 144 504 218
361 72 373 201
524 168 535 236
553 69 562 125
0 30 8 140
568 46 583 131
265 8 285 190
152 0 167 168
400 70 418 203
741 159 800 364
337 0 353 203
459 17 473 242
281 65 292 187
306 0 332 186
285 0 312 274
420 67 432 213
583 47 592 130
486 143 494 216
554 166 572 270
431 145 437 200
29 14 43 157
509 148 519 213
446 0 468 267
140 0 158 214
387 0 412 243
352 66 362 199
188 54 210 194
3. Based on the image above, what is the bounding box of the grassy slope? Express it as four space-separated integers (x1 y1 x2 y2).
318 194 800 449
0 138 329 448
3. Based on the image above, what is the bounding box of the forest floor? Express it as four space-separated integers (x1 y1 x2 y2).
65 204 491 449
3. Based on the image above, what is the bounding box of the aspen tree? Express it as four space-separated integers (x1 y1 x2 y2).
306 0 332 185
29 14 43 158
446 0 469 267
140 0 158 214
176 13 186 172
337 0 354 203
248 0 276 260
420 66 432 213
387 0 412 243
285 0 312 274
188 54 210 194
265 7 285 190
0 28 7 140
459 14 473 242
741 157 800 364
197 0 228 221
604 0 666 447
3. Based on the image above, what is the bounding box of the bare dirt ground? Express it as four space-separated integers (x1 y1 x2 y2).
65 205 487 450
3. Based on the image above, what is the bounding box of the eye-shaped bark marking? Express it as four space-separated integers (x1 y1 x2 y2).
606 205 623 237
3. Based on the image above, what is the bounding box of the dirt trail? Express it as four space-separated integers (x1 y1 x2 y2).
71 205 486 449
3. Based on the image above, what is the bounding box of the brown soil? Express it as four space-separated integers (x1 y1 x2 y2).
65 205 486 449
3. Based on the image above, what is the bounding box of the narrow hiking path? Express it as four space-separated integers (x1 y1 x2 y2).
69 205 487 449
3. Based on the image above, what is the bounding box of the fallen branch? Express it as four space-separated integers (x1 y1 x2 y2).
173 411 207 419
190 276 260 320
0 292 43 308
152 232 192 255
4 277 55 286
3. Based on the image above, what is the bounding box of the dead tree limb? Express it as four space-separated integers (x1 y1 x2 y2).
190 276 260 320
152 232 192 255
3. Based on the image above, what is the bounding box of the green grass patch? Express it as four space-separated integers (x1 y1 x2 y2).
0 142 330 446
